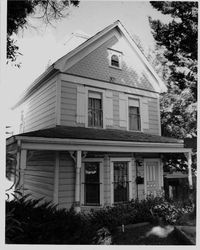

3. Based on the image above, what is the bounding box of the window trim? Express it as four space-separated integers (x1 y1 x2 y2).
81 158 104 207
85 87 106 129
127 95 143 132
110 158 132 205
108 48 122 69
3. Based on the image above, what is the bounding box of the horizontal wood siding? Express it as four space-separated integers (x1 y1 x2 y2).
113 91 120 128
22 80 57 132
58 152 75 209
60 81 77 127
147 98 160 135
24 151 55 202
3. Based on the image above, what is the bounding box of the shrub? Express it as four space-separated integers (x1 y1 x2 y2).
6 193 194 244
6 195 96 244
151 200 193 225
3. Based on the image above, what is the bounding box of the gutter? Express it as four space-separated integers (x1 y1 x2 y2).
13 135 185 148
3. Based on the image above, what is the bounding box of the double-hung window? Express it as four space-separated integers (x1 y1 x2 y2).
129 99 141 131
84 162 100 206
113 161 129 203
88 91 103 128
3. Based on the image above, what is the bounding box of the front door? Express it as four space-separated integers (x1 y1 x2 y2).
144 159 161 197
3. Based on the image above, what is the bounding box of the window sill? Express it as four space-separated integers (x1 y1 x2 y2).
109 65 122 70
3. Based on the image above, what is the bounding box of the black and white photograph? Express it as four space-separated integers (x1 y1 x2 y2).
2 0 198 246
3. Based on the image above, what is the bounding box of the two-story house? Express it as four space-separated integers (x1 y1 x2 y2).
6 21 193 212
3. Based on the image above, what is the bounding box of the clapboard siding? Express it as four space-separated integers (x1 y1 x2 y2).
22 80 57 132
58 152 75 209
60 81 77 126
148 98 159 135
113 91 120 128
24 151 55 201
24 118 56 132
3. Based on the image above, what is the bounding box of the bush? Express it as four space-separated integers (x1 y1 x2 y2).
6 195 96 244
151 199 193 225
6 194 194 244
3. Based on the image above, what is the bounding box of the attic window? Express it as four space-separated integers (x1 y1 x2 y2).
108 49 122 69
111 54 119 67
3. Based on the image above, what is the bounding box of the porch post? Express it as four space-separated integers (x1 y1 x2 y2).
184 151 193 189
75 150 82 212
19 149 27 195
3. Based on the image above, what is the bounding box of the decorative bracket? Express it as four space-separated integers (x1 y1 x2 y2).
69 151 77 163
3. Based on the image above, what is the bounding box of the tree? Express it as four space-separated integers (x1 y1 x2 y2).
149 1 197 139
7 0 79 65
149 2 197 173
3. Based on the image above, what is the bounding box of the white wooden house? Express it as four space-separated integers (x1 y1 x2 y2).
6 21 193 212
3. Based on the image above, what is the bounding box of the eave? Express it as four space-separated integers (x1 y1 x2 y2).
8 135 192 154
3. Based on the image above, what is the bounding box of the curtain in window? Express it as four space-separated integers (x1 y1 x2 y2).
88 93 103 127
113 162 129 203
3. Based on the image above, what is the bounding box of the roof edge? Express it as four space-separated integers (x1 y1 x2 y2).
12 66 59 109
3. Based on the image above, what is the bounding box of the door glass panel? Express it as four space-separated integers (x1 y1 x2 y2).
113 162 129 203
85 162 100 205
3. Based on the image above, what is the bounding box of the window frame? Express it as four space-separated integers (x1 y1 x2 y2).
88 91 103 128
108 48 122 69
110 158 132 205
81 158 104 207
127 96 143 132
85 87 106 129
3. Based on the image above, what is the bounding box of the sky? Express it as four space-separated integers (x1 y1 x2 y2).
3 0 171 134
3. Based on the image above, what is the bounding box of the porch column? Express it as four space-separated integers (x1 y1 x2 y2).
19 149 27 195
184 151 193 189
74 150 82 213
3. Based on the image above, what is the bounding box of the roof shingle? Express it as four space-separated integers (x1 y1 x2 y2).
15 126 183 144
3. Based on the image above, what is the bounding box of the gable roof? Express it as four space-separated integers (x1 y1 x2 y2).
54 20 167 93
13 20 167 108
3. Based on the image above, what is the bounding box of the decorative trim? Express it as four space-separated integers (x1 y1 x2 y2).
60 73 160 97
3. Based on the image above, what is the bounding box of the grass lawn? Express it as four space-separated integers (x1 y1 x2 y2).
112 224 191 245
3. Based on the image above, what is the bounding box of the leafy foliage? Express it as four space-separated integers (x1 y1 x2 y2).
6 193 194 244
149 1 197 171
7 0 79 65
6 194 96 244
149 1 197 139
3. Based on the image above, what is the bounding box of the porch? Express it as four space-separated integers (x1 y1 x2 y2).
6 126 193 212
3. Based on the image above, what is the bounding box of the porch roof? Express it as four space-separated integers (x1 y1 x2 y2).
13 126 182 144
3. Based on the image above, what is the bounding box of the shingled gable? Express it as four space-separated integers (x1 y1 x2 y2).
55 20 167 93
13 20 166 109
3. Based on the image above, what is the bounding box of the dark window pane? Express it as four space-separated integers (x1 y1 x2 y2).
88 97 103 127
111 54 119 67
85 184 100 204
113 162 129 203
85 162 100 205
129 106 140 131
